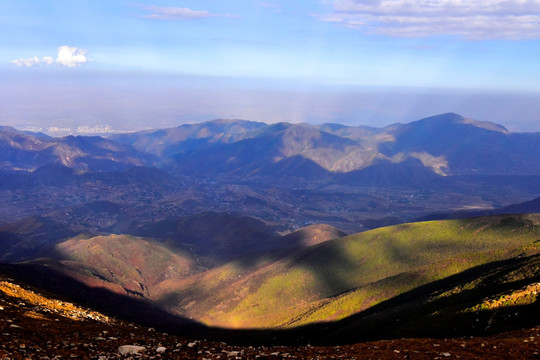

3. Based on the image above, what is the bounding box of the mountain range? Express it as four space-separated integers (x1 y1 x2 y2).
108 113 540 178
3 113 540 178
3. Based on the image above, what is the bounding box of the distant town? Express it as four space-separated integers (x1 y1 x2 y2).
21 124 117 136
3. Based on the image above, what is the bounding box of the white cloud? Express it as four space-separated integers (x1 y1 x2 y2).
10 56 41 67
321 0 540 39
142 5 218 20
42 56 54 65
56 46 90 67
10 47 90 68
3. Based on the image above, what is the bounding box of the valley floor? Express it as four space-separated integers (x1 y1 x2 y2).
0 274 538 360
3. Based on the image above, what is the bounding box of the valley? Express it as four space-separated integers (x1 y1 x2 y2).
0 113 539 356
1 113 539 236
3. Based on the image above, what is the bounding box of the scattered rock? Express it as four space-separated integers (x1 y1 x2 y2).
156 346 167 354
118 345 147 355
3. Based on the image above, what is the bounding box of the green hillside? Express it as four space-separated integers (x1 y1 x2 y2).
310 251 540 343
154 214 540 328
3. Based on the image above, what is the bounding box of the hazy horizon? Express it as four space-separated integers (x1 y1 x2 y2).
2 1 540 132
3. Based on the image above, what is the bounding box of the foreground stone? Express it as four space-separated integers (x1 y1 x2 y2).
118 345 146 355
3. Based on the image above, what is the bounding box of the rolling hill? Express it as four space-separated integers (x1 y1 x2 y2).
150 214 540 328
416 196 540 222
20 214 537 331
16 222 348 298
39 234 203 297
133 212 278 263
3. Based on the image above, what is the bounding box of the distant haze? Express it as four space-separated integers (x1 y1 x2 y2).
1 71 539 133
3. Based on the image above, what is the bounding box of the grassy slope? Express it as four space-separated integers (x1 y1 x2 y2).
154 214 540 329
313 252 540 343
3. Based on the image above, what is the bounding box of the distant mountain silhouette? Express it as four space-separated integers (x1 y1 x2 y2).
109 113 540 179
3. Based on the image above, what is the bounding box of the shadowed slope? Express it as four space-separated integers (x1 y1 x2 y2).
134 212 277 263
38 234 203 297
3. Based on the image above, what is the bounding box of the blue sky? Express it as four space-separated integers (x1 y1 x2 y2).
1 0 540 131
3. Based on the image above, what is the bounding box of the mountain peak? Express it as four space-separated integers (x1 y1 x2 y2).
418 113 509 134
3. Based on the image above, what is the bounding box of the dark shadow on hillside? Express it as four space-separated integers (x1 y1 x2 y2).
1 254 539 347
287 243 360 297
226 232 360 300
282 253 540 345
0 262 207 337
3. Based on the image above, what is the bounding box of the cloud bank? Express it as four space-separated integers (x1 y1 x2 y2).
322 0 540 39
10 46 90 67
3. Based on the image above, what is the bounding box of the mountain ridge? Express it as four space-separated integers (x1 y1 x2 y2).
3 113 540 177
109 112 540 177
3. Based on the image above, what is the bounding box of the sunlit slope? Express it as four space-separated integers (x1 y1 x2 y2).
316 251 540 342
154 214 540 328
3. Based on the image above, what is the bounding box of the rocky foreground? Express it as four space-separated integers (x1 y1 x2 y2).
1 274 539 360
